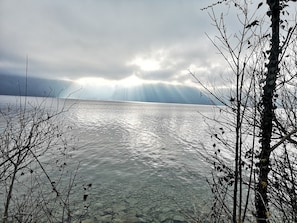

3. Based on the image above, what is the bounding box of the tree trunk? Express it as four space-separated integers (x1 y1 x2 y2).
3 166 18 223
256 0 280 222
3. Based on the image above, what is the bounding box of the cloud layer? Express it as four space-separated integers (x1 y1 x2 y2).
3 1 294 104
0 1 226 84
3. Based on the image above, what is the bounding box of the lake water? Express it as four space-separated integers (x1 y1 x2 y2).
0 95 218 222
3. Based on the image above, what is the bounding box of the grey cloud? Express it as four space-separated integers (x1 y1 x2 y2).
0 0 223 84
137 70 175 82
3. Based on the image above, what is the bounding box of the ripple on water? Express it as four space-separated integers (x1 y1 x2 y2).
14 99 216 221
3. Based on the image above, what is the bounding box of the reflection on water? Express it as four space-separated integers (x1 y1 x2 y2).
0 96 217 222
66 100 214 218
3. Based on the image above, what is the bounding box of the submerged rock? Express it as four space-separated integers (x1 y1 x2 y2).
172 214 187 222
93 214 112 223
81 219 95 223
103 208 114 215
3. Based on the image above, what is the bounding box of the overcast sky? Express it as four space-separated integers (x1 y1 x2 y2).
0 0 252 104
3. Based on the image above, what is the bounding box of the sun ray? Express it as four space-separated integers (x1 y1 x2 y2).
119 75 143 88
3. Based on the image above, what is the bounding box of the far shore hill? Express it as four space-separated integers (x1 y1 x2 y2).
0 73 212 105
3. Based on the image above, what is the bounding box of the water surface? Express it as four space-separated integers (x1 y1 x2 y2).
0 96 217 222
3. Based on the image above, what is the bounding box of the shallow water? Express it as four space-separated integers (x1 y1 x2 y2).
67 100 215 220
0 96 217 222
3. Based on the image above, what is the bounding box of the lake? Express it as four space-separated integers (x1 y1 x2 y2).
0 95 219 223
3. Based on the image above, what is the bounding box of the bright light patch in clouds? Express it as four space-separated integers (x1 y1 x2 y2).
129 57 161 72
76 75 145 88
120 75 144 87
128 50 166 72
75 77 112 87
0 0 234 102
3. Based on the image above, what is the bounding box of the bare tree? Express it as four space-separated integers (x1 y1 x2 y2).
193 0 297 222
0 96 89 223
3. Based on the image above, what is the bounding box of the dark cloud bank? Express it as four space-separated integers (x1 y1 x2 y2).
0 74 70 97
0 74 211 105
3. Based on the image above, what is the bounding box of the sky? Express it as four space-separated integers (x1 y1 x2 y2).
0 0 237 103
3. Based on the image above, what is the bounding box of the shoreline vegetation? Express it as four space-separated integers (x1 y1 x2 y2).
0 96 92 223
